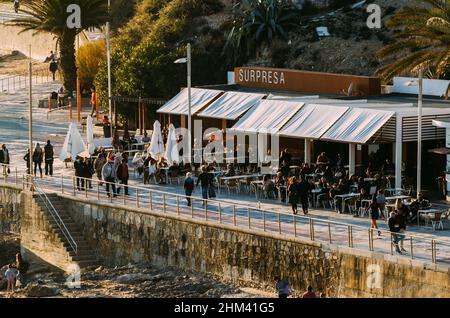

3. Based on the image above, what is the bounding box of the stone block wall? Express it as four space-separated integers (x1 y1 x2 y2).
0 184 22 234
64 195 450 298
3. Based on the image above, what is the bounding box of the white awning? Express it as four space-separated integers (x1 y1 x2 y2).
279 104 349 139
321 108 395 144
157 88 223 115
197 91 265 120
230 100 303 133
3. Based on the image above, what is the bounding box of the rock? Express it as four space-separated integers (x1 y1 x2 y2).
24 283 60 297
112 273 154 283
94 266 104 272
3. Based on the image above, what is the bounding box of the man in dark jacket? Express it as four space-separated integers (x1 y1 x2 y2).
74 157 85 191
388 211 403 254
0 144 10 176
116 158 129 195
44 140 54 176
299 177 314 215
196 166 211 205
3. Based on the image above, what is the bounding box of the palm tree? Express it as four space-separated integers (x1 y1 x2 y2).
9 0 108 91
377 0 450 82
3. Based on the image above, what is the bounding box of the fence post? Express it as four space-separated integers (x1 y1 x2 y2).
136 188 139 208
248 208 251 229
191 197 194 218
61 174 63 194
72 177 76 196
310 218 315 241
390 233 393 255
263 211 266 232
177 195 180 215
150 191 153 210
278 212 281 234
233 206 236 226
205 200 208 221
348 225 353 248
410 236 413 260
218 203 221 224
328 223 332 244
163 193 166 213
123 187 126 205
15 167 17 185
85 180 88 198
293 215 297 237
432 240 436 264
97 180 100 200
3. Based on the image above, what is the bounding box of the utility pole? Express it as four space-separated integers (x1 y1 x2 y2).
106 0 113 137
28 45 33 177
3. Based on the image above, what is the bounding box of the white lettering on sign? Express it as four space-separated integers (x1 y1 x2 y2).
238 69 286 86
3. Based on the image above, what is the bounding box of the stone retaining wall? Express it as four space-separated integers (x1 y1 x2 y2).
0 184 22 234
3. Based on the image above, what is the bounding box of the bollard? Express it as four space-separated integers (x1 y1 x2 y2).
49 96 52 112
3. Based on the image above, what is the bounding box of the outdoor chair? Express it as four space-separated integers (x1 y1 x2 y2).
429 212 444 231
316 193 333 209
225 179 240 195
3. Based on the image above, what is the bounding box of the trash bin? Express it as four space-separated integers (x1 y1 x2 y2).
103 123 111 138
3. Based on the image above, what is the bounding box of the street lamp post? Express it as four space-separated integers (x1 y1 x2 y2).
28 45 33 176
417 67 423 197
405 67 423 198
106 0 113 137
174 43 192 163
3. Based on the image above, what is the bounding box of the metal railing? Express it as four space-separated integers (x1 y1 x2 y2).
29 176 78 255
0 66 59 93
2 162 450 265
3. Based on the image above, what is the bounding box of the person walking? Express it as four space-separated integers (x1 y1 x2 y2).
288 176 300 215
89 87 97 117
299 177 313 215
15 253 28 286
94 153 106 185
44 140 54 177
388 211 403 254
0 144 10 176
396 199 408 252
184 172 195 206
102 155 117 198
196 166 210 206
49 59 58 81
368 195 382 237
32 143 44 178
116 158 129 196
73 156 84 191
23 149 31 175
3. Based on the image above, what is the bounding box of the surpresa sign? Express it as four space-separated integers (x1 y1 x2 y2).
234 67 381 96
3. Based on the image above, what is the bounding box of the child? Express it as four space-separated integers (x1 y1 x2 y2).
5 264 18 293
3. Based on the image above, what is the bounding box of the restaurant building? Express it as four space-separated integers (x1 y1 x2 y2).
157 67 450 193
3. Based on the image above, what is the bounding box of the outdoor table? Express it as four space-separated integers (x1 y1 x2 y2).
417 208 444 227
364 178 375 182
335 193 360 213
219 174 261 195
385 188 407 196
385 195 410 202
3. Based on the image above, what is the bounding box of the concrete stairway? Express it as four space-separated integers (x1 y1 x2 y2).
33 193 98 268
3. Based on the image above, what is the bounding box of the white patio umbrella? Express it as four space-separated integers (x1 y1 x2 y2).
164 124 179 165
59 123 88 161
148 120 165 159
86 115 95 155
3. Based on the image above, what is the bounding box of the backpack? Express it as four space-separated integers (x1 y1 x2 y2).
103 162 114 178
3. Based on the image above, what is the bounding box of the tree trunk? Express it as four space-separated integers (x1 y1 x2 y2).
59 31 77 92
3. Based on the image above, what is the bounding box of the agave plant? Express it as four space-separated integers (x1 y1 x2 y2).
377 0 450 82
224 0 296 66
9 0 108 91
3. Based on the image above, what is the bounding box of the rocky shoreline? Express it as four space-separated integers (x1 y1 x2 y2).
0 234 270 298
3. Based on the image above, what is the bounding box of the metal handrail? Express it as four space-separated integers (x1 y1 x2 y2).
0 66 58 93
1 161 450 264
30 176 78 255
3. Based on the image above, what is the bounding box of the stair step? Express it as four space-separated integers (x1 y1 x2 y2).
70 255 97 262
76 260 98 268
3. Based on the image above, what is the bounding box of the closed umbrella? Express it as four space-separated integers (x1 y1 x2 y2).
164 124 179 165
148 120 165 159
59 123 87 161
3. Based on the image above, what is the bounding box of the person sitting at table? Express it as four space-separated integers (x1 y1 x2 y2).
317 176 331 207
156 157 168 184
300 163 313 179
323 166 333 184
335 153 342 168
357 177 369 194
262 175 276 199
409 192 431 223
132 152 145 177
144 156 157 184
329 183 343 213
349 174 358 186
314 165 324 174
130 134 138 145
142 131 151 143
338 178 350 194
316 152 329 165
224 164 235 177
334 165 346 180
274 172 287 202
